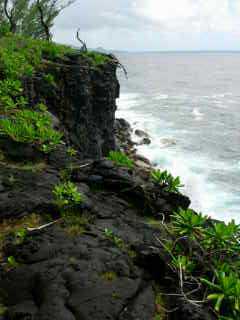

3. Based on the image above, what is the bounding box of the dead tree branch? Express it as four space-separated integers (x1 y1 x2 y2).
76 28 87 52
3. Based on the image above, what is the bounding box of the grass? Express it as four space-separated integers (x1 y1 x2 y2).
62 212 91 236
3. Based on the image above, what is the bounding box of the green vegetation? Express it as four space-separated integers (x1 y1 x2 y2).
0 0 75 40
0 35 111 154
107 151 134 169
0 109 63 152
104 228 136 258
0 213 41 262
0 303 8 316
154 288 166 320
43 73 56 85
151 169 184 193
172 208 207 238
67 146 77 157
7 255 18 268
62 212 90 236
101 271 117 281
82 51 110 66
53 181 83 211
104 228 125 250
159 208 240 319
0 35 73 153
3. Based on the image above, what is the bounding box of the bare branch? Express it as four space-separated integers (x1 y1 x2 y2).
36 0 51 40
76 28 87 52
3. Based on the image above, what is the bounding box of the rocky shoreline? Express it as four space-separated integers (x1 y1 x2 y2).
0 38 221 320
0 118 216 320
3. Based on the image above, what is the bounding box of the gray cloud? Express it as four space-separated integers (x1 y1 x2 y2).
53 0 240 51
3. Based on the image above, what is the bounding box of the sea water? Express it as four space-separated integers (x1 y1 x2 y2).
116 52 240 222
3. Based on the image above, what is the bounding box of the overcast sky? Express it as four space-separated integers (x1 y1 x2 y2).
53 0 240 51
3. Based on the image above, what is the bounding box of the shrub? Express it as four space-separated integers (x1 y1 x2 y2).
0 109 62 153
82 51 110 66
171 208 207 238
167 208 240 319
201 271 240 318
107 151 134 169
151 169 184 193
203 220 240 251
53 181 83 210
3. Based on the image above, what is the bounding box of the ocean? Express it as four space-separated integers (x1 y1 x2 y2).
116 52 240 222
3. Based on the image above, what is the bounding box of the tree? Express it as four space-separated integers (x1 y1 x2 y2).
0 0 75 40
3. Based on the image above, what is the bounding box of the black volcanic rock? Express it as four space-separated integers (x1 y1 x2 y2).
23 56 120 159
0 53 215 320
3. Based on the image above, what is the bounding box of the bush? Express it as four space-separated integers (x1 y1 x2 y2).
171 208 207 238
151 169 184 193
0 109 62 153
166 209 240 319
107 151 134 169
53 181 83 211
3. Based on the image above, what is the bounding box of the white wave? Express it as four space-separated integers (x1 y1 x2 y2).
192 107 204 118
117 93 141 110
159 137 177 148
116 90 239 222
153 94 169 100
212 92 232 99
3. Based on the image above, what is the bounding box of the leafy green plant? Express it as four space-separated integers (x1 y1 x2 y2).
14 228 27 244
201 271 240 318
107 151 134 169
204 220 240 251
104 228 125 249
82 51 110 66
151 169 184 193
53 181 83 211
67 147 77 157
43 73 56 86
171 208 207 238
0 109 62 152
7 255 18 268
171 255 196 274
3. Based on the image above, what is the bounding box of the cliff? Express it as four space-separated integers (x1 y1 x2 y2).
0 36 235 320
23 52 120 159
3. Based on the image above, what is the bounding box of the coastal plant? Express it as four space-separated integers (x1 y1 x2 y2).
14 228 28 244
107 151 134 169
53 181 83 211
201 271 240 318
67 147 77 157
170 255 196 275
171 208 207 238
82 51 110 66
162 206 240 319
0 109 63 152
104 228 125 250
7 256 18 268
43 73 56 86
151 169 184 193
203 220 240 252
